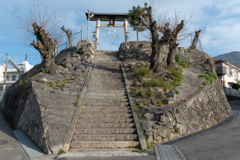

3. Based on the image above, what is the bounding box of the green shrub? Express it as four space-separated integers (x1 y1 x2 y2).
147 78 174 90
175 89 179 94
175 54 180 63
198 75 208 78
202 72 218 85
157 99 163 105
149 90 155 98
179 61 190 68
172 70 183 86
133 67 150 77
172 70 183 80
176 66 183 71
139 88 148 97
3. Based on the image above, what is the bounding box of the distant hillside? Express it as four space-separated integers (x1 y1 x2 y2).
213 51 240 68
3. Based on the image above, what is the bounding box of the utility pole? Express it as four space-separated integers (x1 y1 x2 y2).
3 54 8 95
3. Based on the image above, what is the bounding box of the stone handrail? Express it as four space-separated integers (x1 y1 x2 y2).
121 63 147 150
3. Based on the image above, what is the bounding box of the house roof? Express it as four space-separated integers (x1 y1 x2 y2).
85 11 128 21
214 60 240 71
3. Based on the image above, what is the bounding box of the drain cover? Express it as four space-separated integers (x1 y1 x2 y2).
0 140 8 145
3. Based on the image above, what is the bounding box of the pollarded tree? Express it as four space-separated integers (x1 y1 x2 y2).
190 30 201 49
61 26 73 47
31 23 58 74
127 5 147 41
130 3 186 72
17 5 63 74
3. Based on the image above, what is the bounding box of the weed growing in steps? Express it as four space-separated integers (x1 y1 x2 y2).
146 140 151 149
58 149 65 155
74 94 81 107
132 149 147 153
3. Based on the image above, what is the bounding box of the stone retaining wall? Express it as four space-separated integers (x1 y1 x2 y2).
118 41 214 72
119 41 232 144
143 80 232 143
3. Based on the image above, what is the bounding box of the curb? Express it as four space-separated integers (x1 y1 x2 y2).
121 63 147 150
62 59 94 152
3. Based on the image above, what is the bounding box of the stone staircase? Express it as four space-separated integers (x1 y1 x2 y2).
69 50 140 152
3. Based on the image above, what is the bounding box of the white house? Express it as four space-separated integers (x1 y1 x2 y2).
215 60 240 88
0 60 33 99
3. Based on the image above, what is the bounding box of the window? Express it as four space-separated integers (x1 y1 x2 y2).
6 76 10 81
12 75 16 81
229 68 233 76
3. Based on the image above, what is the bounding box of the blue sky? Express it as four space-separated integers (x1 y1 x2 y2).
0 0 240 66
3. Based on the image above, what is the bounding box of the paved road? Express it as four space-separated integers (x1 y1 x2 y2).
58 155 156 160
175 100 240 160
0 111 29 160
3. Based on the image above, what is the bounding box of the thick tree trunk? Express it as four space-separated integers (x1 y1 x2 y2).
150 21 163 73
43 53 57 74
151 43 163 73
42 46 56 74
32 23 57 74
191 30 201 49
167 43 177 66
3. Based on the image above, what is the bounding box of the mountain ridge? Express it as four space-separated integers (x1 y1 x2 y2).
213 51 240 68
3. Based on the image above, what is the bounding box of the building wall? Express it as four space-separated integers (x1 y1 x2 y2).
0 61 33 99
216 61 240 88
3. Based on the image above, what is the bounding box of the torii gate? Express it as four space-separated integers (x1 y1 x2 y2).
86 11 129 49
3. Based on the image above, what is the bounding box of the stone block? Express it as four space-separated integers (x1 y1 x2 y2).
143 112 153 121
141 120 152 132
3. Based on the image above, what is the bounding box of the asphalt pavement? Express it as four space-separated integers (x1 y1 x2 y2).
0 110 29 160
174 100 240 160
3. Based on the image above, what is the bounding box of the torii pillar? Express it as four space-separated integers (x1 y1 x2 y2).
86 11 129 50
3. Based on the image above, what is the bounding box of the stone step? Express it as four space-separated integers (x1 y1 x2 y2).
91 72 122 75
83 97 129 106
93 65 120 69
91 70 121 73
84 95 127 100
89 77 123 81
88 79 124 83
85 93 126 96
77 117 133 123
86 86 125 90
81 110 131 114
76 122 135 128
82 106 130 111
75 128 136 134
86 89 126 93
90 77 123 80
69 148 139 153
87 84 125 88
83 101 129 106
72 134 138 141
71 141 139 149
78 113 132 119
